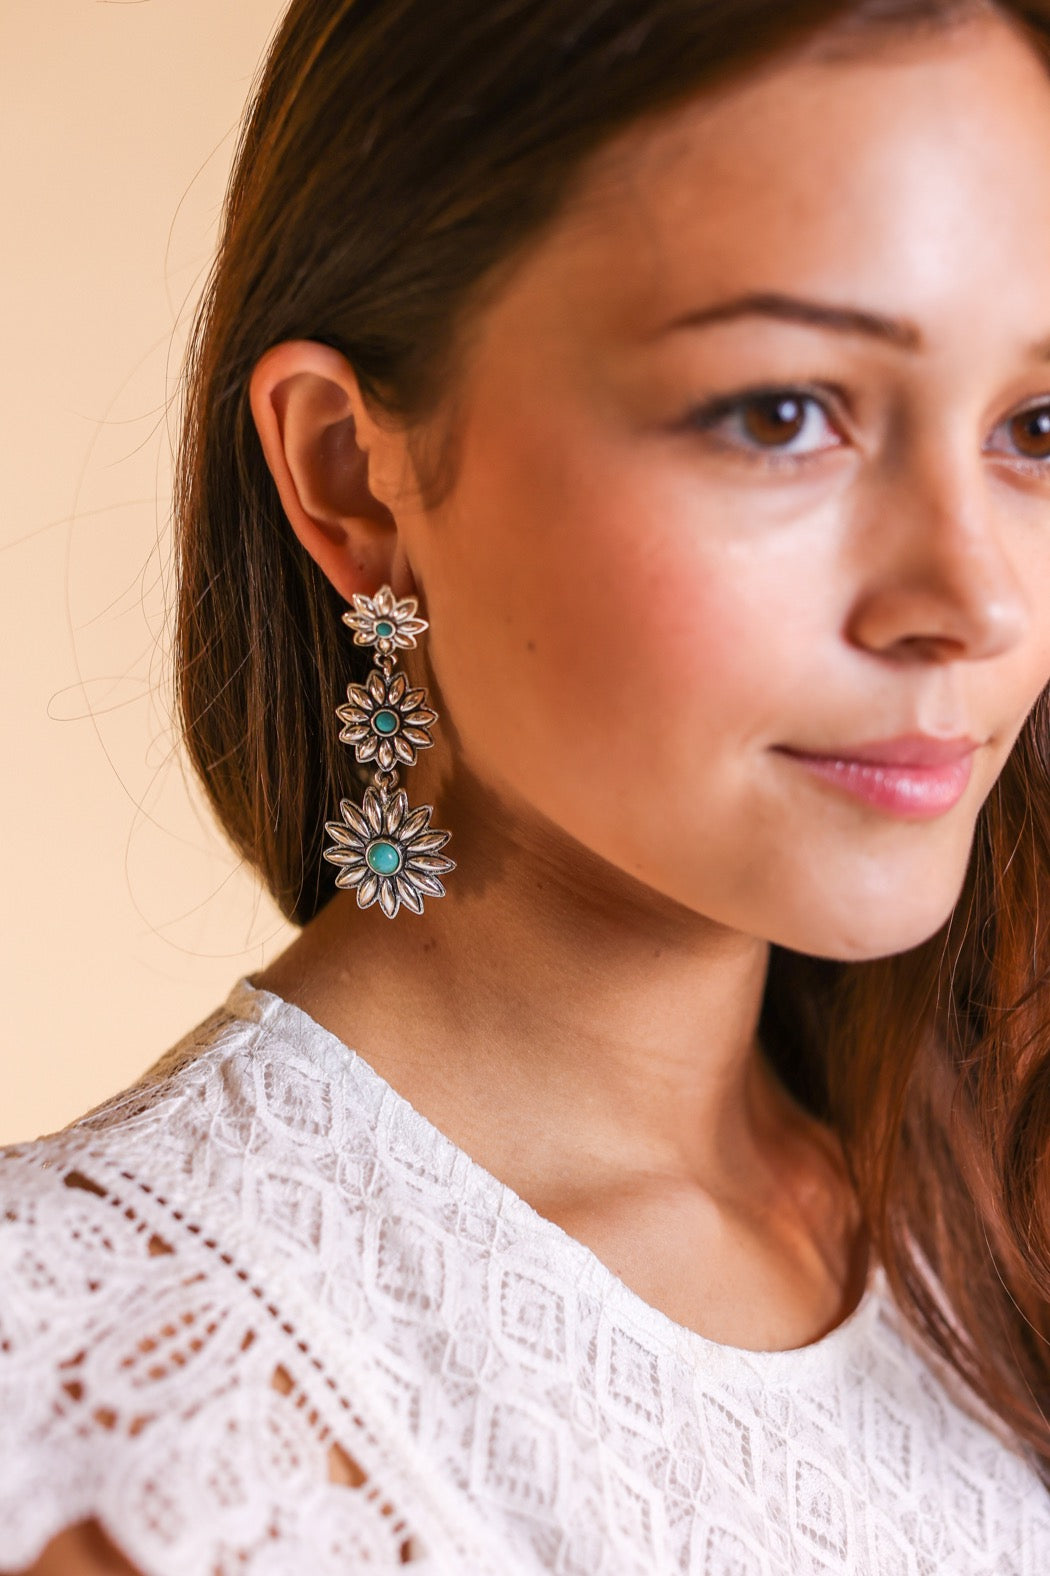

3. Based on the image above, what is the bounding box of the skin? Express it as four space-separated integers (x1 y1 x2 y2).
243 14 1050 1359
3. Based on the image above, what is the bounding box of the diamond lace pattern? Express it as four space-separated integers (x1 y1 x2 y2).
1 977 1048 1574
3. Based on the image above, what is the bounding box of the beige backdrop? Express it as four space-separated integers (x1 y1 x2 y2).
1 0 298 1145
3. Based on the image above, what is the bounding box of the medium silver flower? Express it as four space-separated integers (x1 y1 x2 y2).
341 587 429 655
323 787 455 917
335 669 437 772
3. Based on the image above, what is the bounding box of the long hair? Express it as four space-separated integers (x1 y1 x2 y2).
173 0 1050 1482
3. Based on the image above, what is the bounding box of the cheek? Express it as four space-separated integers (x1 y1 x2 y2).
424 393 835 815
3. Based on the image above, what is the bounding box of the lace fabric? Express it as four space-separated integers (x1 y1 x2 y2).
1 975 1048 1574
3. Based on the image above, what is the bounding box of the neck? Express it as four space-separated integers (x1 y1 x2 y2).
255 767 802 1202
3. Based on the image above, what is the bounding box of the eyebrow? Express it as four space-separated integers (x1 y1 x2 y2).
653 290 1050 361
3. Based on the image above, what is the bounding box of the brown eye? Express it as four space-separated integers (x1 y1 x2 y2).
739 393 809 447
684 386 842 467
1008 404 1050 462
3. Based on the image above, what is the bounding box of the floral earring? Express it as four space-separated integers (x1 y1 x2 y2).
322 587 455 918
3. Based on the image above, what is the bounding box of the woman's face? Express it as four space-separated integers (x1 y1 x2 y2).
385 14 1050 960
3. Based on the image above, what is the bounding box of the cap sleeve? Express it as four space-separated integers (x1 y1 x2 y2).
0 1145 438 1575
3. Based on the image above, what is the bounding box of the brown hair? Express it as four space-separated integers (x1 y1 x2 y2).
174 0 1050 1483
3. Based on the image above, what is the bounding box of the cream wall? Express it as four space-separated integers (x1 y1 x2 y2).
1 1 298 1145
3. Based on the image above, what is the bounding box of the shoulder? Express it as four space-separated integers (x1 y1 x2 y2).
0 994 261 1335
0 1115 225 1571
0 1126 443 1573
0 999 246 1571
0 989 504 1576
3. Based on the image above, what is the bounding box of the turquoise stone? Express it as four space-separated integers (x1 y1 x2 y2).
366 840 402 876
375 620 395 637
373 708 399 735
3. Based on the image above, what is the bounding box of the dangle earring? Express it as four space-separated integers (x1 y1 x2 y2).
322 586 455 918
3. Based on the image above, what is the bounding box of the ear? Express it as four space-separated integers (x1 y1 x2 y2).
248 339 416 602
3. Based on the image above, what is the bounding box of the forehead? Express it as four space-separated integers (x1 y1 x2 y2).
474 14 1050 356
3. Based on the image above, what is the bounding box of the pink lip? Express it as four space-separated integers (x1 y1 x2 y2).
775 734 980 817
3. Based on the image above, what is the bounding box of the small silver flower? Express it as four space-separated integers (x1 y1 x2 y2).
341 587 429 655
323 787 455 917
335 669 437 772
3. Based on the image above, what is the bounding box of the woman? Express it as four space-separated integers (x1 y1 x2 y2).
3 0 1050 1569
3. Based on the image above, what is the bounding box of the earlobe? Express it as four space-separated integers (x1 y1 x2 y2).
248 339 406 603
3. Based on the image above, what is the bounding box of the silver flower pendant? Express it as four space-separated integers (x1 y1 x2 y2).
322 587 455 918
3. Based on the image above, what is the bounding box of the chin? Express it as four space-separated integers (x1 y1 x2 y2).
757 830 976 963
788 903 956 964
765 870 966 963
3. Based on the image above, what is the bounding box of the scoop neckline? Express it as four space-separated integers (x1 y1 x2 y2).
230 973 886 1376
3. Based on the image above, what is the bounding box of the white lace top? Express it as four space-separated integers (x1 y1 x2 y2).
1 976 1048 1575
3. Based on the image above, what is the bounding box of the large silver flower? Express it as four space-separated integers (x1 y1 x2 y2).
323 787 455 917
335 669 437 772
341 587 428 655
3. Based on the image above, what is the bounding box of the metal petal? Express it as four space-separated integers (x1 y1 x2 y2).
323 822 360 848
337 798 370 840
356 872 380 907
399 806 432 841
388 672 408 705
345 683 372 710
387 790 409 833
405 708 437 728
338 724 371 745
364 790 385 835
405 829 449 854
375 587 396 614
379 879 399 918
392 736 416 765
335 868 364 890
411 873 447 898
323 848 365 868
402 687 427 712
377 739 396 771
366 669 386 706
356 734 379 763
408 852 456 874
406 824 450 850
401 729 432 750
395 877 425 914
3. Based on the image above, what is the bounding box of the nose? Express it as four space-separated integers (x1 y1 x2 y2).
844 446 1030 665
